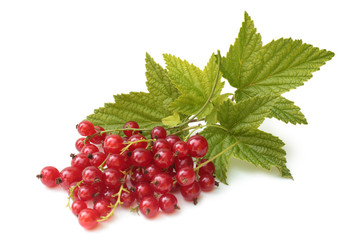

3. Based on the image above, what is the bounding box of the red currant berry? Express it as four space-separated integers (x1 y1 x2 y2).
151 126 167 139
130 168 147 186
120 189 135 208
152 139 171 152
82 166 103 185
131 148 153 167
174 156 193 171
37 166 60 188
165 135 181 148
89 152 107 168
71 200 87 216
78 208 99 230
150 173 173 194
103 168 123 190
90 126 106 144
139 196 159 218
199 173 215 192
106 153 130 171
102 187 117 204
176 167 196 187
123 121 139 137
135 182 154 202
78 185 96 201
153 148 174 169
103 134 124 154
75 137 91 152
197 159 215 176
180 181 201 202
172 140 189 158
81 144 99 155
144 164 161 182
71 153 91 172
77 120 96 136
68 182 82 201
59 166 82 190
187 134 208 158
159 193 179 213
93 198 112 217
127 134 147 151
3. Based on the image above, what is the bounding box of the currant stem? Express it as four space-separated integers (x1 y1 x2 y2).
66 180 84 209
194 142 238 171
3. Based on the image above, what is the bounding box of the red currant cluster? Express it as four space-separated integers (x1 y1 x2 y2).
37 120 216 230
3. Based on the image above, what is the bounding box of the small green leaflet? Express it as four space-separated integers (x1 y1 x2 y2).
163 53 224 119
268 96 308 124
201 95 291 184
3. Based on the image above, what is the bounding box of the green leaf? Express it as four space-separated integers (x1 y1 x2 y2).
218 95 279 132
205 93 232 124
221 11 262 89
202 126 292 184
162 111 181 127
268 96 308 124
163 53 224 119
145 53 181 108
234 38 335 101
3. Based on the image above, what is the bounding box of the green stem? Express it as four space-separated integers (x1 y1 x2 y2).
194 142 238 171
98 183 128 222
166 50 222 131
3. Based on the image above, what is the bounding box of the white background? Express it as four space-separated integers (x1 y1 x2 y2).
1 0 359 239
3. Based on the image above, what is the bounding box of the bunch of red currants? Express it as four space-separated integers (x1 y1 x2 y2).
37 120 217 230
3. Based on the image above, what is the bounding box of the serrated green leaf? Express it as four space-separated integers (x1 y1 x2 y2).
268 96 308 124
162 111 181 127
163 53 224 119
145 53 180 107
221 11 262 89
205 93 232 124
217 95 279 132
234 38 335 101
202 126 292 184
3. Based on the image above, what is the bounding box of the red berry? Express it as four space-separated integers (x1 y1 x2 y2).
151 126 167 139
77 120 96 136
103 168 123 190
78 185 96 201
180 181 201 202
71 200 87 216
131 148 153 167
130 168 147 186
82 166 103 185
176 167 196 187
106 153 130 171
59 166 82 190
123 121 139 137
153 148 174 169
139 196 159 218
199 173 215 192
37 166 60 188
93 198 112 217
75 137 91 152
81 144 99 155
102 187 117 204
68 182 82 201
174 156 193 171
120 189 135 208
103 134 124 154
150 173 173 194
152 139 171 152
127 134 147 151
173 140 188 158
165 135 181 148
90 126 106 144
159 193 178 213
144 164 161 182
89 152 107 168
78 208 99 230
71 153 91 172
135 182 154 202
187 134 208 158
197 159 215 176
